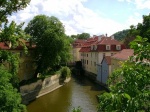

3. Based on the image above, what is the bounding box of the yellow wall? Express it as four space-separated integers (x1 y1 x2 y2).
111 58 123 74
72 48 81 62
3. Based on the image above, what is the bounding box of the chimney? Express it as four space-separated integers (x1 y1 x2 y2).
106 33 107 37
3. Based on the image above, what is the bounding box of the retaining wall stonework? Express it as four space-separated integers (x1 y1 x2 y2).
20 74 71 104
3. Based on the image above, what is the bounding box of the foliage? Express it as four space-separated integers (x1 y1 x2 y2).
0 0 30 111
113 29 129 41
72 106 82 112
25 15 71 74
124 14 150 48
0 0 30 25
0 65 26 112
0 21 29 88
71 33 90 39
60 66 71 79
98 36 150 112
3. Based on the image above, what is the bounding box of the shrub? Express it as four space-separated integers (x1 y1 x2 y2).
60 66 71 79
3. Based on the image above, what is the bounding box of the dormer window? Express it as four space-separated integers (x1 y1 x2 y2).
106 45 110 50
116 45 121 50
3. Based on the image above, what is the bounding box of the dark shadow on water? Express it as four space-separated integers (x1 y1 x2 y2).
72 73 106 92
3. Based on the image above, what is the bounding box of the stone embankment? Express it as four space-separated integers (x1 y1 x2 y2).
20 74 71 104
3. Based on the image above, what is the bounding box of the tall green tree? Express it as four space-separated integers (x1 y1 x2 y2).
98 36 150 111
25 15 71 74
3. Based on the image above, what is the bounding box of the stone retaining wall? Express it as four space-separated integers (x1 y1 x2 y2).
20 74 71 104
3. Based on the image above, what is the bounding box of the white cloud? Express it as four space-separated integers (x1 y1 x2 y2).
8 0 141 36
134 0 150 9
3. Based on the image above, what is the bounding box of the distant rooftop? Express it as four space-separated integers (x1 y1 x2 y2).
112 49 134 60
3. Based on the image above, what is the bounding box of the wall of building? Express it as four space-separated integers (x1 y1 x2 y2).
20 74 71 104
97 58 110 84
3 49 35 81
73 48 81 62
111 58 123 74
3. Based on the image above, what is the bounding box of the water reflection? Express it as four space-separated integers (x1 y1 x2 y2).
27 75 105 112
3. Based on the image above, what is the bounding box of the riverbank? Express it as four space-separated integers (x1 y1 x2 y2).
20 74 71 104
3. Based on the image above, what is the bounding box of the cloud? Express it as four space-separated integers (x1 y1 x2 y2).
7 0 143 36
126 12 142 26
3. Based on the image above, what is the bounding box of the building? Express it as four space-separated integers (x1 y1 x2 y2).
97 56 111 84
72 39 86 63
79 35 126 80
111 49 134 73
0 40 36 82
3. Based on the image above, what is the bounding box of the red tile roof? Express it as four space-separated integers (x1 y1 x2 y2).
0 42 10 50
97 37 121 45
111 49 134 60
0 41 36 50
79 47 91 52
72 39 86 48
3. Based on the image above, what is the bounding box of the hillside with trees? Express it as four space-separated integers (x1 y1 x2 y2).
113 29 130 41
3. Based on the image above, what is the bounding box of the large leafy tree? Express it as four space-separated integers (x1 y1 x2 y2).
98 36 150 111
25 15 71 74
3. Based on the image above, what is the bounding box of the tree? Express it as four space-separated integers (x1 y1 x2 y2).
98 36 150 111
0 65 26 112
25 15 71 74
70 33 90 40
0 0 30 25
113 29 129 41
77 33 90 39
124 14 150 48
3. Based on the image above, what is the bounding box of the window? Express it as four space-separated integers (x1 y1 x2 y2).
116 45 121 50
94 62 96 66
87 60 88 65
106 45 110 50
111 53 113 56
87 54 88 57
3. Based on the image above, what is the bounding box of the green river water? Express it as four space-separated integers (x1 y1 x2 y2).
27 75 105 112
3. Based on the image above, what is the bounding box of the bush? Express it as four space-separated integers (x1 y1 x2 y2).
60 66 71 79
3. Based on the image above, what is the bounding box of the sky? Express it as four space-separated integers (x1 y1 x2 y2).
8 0 150 36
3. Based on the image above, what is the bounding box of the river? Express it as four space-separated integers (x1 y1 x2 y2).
27 75 105 112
